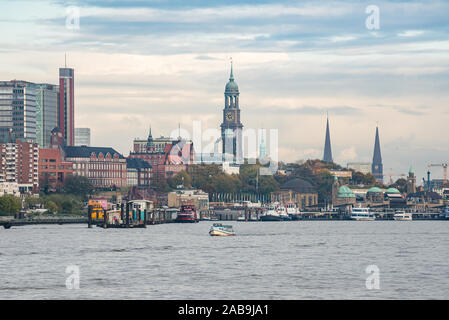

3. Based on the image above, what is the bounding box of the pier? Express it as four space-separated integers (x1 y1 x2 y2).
1 216 87 229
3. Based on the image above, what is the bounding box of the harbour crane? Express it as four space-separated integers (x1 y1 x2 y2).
426 163 448 185
387 168 406 185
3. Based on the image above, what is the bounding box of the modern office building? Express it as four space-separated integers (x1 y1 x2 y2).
75 127 91 146
34 84 58 148
59 68 75 146
0 80 37 143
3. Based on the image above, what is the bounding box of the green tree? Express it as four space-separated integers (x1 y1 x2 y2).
24 196 40 209
391 178 407 193
0 195 22 216
167 170 192 189
152 179 172 193
45 200 58 214
63 175 94 199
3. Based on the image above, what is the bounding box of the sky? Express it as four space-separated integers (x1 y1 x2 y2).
0 0 448 184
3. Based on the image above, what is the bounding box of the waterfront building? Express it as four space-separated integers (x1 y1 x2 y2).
167 188 209 214
331 176 356 207
34 84 58 148
322 116 333 163
365 186 384 202
371 125 383 183
59 67 75 146
132 129 173 154
0 80 37 143
406 191 443 210
38 147 73 190
38 129 73 190
271 178 318 209
64 145 127 188
0 140 39 194
329 170 352 179
126 158 152 187
129 128 194 184
220 62 243 162
347 162 371 175
0 182 20 196
74 128 91 146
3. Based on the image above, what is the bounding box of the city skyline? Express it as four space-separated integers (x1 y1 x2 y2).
0 0 448 183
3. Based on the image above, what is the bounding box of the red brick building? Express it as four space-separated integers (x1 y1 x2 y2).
64 146 127 188
0 140 39 194
128 135 194 184
38 148 73 190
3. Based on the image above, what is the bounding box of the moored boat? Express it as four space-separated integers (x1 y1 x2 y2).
350 207 375 221
277 205 291 221
209 223 235 236
393 210 412 221
176 205 199 223
260 204 282 221
286 203 302 220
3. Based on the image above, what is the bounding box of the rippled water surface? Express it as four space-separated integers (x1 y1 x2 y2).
0 221 448 299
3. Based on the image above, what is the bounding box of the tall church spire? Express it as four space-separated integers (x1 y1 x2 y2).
221 61 243 162
372 124 383 183
323 115 333 163
229 58 234 81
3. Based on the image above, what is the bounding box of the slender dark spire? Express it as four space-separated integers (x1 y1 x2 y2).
229 57 234 81
372 125 383 182
323 115 333 163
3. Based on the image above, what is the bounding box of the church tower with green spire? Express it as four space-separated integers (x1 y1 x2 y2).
220 61 243 162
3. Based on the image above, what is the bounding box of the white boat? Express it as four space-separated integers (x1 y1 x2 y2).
393 210 412 221
276 205 291 221
286 203 301 220
350 207 375 221
260 203 283 221
209 223 235 236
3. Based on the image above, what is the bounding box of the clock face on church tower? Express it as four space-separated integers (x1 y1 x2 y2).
225 112 234 121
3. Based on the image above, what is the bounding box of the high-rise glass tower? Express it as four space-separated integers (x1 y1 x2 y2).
75 128 91 146
59 67 75 146
0 80 37 143
34 84 58 148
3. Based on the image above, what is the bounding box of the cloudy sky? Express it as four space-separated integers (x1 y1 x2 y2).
0 0 448 183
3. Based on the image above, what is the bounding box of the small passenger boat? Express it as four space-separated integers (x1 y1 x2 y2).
209 223 235 236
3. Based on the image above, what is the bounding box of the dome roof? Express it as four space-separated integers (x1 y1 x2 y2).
225 62 239 93
280 178 316 194
337 185 356 198
386 187 400 194
367 187 382 193
225 80 239 92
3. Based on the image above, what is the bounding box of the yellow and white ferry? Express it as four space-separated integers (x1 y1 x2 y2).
209 223 235 236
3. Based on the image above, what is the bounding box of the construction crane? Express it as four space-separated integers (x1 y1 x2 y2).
387 168 406 185
427 163 448 184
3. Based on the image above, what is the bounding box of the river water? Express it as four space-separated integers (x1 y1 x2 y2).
0 221 448 299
